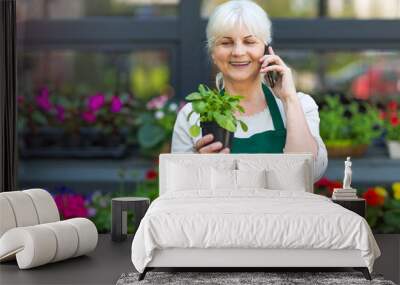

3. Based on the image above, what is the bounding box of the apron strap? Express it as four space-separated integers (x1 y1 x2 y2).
262 84 285 131
220 84 286 131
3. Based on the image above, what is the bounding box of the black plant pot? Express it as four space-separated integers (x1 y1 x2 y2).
200 121 234 149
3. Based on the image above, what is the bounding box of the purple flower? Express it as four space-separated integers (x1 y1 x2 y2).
110 96 123 113
82 111 96 123
88 93 105 112
87 207 97 217
36 87 52 111
55 105 65 122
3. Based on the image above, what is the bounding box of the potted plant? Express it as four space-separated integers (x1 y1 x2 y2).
185 84 248 148
319 95 382 157
380 101 400 159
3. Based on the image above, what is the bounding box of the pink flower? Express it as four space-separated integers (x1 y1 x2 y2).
146 95 169 110
82 110 96 123
54 193 88 219
55 105 65 122
36 87 52 111
110 96 123 113
88 93 105 112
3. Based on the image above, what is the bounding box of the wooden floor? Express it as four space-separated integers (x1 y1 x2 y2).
0 234 134 285
1 234 398 284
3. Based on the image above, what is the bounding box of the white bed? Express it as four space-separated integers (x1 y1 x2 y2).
131 153 381 281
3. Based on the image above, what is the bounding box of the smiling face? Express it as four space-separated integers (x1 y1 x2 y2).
211 24 265 85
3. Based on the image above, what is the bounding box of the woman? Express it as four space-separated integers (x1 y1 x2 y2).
171 0 328 181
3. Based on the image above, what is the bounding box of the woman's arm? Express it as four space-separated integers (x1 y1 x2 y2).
260 46 328 181
282 94 318 157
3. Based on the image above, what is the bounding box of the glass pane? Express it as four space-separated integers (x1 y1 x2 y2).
208 50 400 102
202 0 319 18
328 0 400 19
17 0 179 21
17 49 172 156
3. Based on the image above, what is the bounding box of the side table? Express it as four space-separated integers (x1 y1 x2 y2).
111 197 150 242
331 198 366 218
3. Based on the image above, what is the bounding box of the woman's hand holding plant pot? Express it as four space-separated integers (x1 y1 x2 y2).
195 134 230 154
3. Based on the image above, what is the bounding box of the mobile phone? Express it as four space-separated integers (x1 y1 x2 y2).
264 44 276 88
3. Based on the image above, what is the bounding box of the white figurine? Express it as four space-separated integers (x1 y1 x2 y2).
343 156 352 190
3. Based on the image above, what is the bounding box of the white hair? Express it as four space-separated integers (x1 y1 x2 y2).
206 0 272 90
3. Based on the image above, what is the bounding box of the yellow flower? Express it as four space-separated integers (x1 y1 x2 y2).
374 186 387 198
393 182 400 192
392 182 400 200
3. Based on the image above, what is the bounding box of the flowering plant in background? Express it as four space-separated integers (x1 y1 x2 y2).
53 186 89 219
361 183 400 233
136 89 184 154
17 86 139 138
314 178 400 233
134 168 159 202
314 177 343 197
380 100 400 141
81 92 138 136
319 95 383 147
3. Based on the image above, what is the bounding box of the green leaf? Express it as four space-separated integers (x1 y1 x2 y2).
137 123 166 148
383 210 400 229
185 92 202 101
198 84 206 95
189 125 200 137
192 101 206 113
239 120 248 132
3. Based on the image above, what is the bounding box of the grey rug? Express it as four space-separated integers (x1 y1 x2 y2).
117 271 396 285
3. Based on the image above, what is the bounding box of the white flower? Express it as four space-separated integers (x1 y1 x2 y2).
155 110 165 119
168 103 178 112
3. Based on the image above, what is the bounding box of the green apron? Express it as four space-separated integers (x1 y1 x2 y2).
225 84 287 153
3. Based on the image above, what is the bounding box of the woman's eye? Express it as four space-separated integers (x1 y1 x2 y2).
221 42 231 45
246 42 256 45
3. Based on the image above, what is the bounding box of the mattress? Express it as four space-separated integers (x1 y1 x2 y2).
131 189 380 273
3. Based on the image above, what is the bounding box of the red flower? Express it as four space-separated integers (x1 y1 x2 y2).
390 115 399 126
363 188 385 206
388 101 398 112
145 169 158 180
327 181 342 194
315 177 330 188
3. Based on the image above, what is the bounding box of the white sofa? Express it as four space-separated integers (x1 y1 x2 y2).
0 188 98 269
132 153 380 281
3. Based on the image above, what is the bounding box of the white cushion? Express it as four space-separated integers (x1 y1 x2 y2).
266 162 307 191
211 168 236 190
0 191 39 227
23 189 60 224
236 169 268 189
0 196 17 237
0 218 97 269
0 189 98 269
167 162 211 191
237 159 308 192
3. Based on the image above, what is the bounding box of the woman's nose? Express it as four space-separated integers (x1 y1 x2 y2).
232 43 246 56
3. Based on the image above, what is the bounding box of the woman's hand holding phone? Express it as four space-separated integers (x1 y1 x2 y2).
259 45 297 102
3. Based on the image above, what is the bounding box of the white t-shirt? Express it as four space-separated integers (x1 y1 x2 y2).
171 90 328 182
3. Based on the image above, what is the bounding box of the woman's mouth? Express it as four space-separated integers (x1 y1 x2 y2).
230 61 251 67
